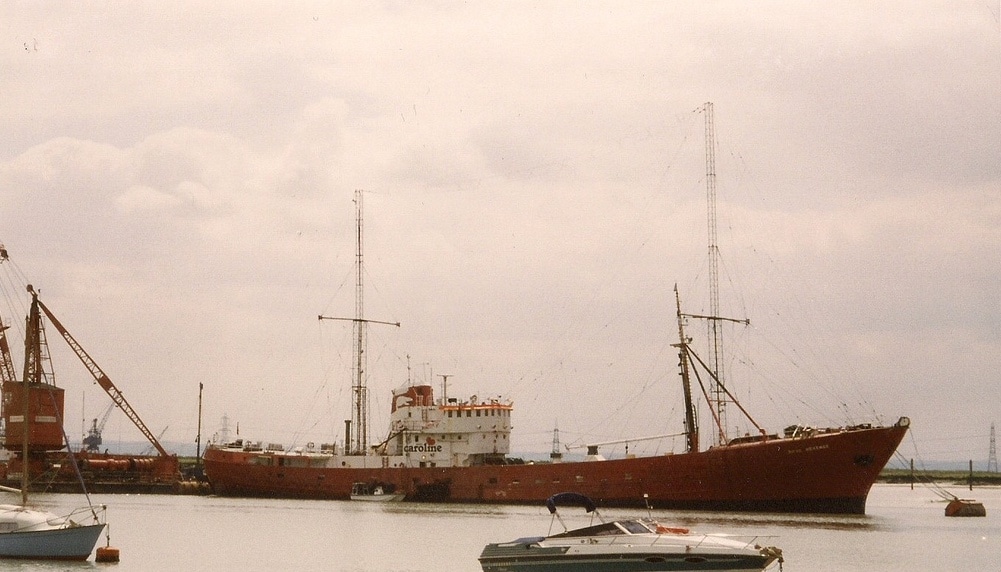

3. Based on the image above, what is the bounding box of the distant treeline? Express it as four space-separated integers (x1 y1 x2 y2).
879 468 1001 486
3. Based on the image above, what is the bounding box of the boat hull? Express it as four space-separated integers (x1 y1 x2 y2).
205 423 907 514
0 523 105 560
480 545 772 572
350 494 406 502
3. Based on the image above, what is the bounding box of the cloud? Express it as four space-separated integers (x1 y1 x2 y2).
0 2 998 462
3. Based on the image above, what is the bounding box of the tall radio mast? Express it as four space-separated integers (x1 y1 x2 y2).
319 190 399 455
704 101 729 444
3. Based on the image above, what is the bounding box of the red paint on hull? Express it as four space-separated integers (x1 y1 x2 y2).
204 424 907 514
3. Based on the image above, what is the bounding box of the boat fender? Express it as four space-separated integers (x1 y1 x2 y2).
96 545 120 563
655 525 689 535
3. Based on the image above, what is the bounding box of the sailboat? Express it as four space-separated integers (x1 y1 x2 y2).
0 278 107 560
204 109 908 514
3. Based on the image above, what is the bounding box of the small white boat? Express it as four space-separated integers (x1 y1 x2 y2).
0 503 106 561
350 482 405 502
479 493 783 572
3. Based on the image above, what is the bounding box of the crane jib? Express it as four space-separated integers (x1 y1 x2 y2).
34 295 169 458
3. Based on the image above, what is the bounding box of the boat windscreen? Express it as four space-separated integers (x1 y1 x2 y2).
617 520 655 534
549 522 625 538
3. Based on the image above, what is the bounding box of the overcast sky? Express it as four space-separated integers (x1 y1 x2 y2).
2 2 998 465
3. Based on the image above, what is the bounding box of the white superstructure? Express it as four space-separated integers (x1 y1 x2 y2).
383 384 512 467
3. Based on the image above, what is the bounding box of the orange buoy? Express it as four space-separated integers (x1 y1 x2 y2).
96 545 120 563
945 499 987 517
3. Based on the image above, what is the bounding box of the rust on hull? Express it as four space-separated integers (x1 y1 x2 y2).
205 423 907 514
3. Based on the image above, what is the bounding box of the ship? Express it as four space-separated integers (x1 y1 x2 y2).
205 381 908 513
205 129 909 514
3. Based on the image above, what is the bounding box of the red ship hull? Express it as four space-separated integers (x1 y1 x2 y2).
204 422 907 514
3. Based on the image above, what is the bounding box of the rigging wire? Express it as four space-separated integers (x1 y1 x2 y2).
897 431 965 502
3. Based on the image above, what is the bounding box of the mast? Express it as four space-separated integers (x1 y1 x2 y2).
437 373 451 405
196 382 203 468
353 191 367 455
20 296 37 505
703 101 729 445
20 288 52 505
674 286 699 453
318 190 399 455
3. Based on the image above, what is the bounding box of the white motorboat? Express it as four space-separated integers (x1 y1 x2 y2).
479 493 783 572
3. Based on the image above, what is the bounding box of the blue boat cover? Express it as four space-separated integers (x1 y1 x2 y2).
546 492 596 514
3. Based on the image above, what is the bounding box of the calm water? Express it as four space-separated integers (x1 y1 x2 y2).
7 484 998 571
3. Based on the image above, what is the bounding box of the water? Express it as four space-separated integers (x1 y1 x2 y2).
8 484 998 571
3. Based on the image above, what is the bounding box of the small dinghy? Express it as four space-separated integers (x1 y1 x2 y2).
479 493 783 572
349 482 405 502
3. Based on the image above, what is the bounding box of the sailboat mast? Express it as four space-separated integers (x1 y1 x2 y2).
703 101 729 445
20 290 44 506
352 190 368 455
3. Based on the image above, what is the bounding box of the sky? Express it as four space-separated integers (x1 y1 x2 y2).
1 1 999 467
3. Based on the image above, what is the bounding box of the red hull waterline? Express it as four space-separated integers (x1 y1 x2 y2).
204 421 908 515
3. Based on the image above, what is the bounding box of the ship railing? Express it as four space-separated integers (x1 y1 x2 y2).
62 503 108 527
686 534 780 550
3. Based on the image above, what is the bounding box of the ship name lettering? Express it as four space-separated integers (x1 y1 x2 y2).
404 444 443 453
789 444 830 454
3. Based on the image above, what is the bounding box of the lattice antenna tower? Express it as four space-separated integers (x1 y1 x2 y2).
703 101 730 444
353 190 367 455
988 422 998 473
550 422 563 462
318 190 399 455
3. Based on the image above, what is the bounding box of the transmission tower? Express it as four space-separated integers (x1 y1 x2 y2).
988 422 998 473
550 422 563 462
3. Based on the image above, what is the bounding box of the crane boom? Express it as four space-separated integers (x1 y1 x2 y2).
32 289 169 457
0 322 16 385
